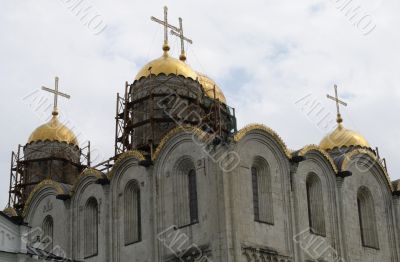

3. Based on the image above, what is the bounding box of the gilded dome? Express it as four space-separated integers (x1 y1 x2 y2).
135 52 198 81
320 123 369 150
28 114 78 146
134 51 227 104
197 72 227 104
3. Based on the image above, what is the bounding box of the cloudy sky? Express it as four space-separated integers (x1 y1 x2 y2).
0 0 399 208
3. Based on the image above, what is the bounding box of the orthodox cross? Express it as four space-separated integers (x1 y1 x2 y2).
41 76 71 116
327 84 347 124
170 17 193 61
151 6 179 52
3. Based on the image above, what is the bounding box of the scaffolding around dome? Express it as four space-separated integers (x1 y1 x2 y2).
114 76 237 156
7 77 92 215
7 140 91 215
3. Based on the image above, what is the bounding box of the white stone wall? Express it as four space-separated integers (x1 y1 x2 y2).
341 161 396 262
293 154 341 261
24 189 70 259
232 134 293 261
0 214 46 262
0 215 20 255
20 129 400 262
394 195 400 259
71 176 109 261
152 132 224 262
110 160 153 262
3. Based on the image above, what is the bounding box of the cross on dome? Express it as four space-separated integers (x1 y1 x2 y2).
170 17 193 62
151 6 179 52
327 84 347 124
41 76 71 116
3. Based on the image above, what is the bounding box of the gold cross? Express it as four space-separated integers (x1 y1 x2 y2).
170 17 193 62
41 76 71 116
327 84 347 124
151 6 179 52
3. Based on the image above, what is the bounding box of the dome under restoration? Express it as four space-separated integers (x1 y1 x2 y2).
197 72 227 104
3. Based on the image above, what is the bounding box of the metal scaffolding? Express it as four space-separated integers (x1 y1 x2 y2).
7 142 91 215
114 77 237 156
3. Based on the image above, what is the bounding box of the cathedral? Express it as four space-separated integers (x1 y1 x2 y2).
1 6 399 262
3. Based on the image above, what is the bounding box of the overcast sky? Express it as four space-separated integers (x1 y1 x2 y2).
0 0 399 208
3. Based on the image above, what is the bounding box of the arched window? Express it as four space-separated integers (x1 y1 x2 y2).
175 158 198 228
251 157 274 224
84 197 98 258
188 169 198 223
42 215 53 251
306 173 326 236
124 180 141 245
357 187 379 249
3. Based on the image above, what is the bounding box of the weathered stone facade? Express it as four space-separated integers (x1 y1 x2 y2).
119 75 235 152
1 29 399 262
11 125 400 262
23 141 81 202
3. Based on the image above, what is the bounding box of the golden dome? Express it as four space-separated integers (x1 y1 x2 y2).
320 123 369 150
28 114 78 146
134 49 227 104
135 52 198 81
197 72 227 104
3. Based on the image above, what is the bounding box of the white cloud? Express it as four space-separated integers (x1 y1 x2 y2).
0 0 399 208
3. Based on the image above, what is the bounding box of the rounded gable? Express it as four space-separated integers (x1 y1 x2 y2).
234 124 291 159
